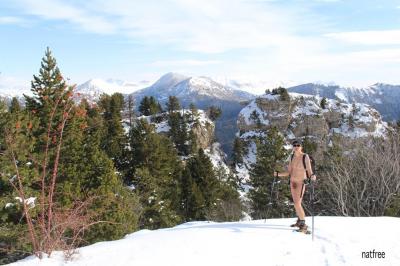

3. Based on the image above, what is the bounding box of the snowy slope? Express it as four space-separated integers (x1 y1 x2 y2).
74 78 151 102
287 83 400 121
131 72 255 104
8 217 400 266
235 92 389 181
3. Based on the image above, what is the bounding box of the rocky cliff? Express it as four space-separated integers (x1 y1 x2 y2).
236 92 389 181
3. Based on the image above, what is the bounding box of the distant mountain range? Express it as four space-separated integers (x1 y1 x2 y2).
287 83 400 122
129 72 254 104
2 73 400 154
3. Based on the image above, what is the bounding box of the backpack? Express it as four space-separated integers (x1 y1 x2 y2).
290 153 315 179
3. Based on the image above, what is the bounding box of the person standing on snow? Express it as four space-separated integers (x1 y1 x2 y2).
275 140 316 233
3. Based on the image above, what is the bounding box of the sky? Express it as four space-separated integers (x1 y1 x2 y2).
1 0 400 95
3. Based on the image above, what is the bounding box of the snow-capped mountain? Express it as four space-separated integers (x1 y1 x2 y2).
130 72 254 104
130 73 256 155
74 78 151 102
287 83 400 122
0 93 25 106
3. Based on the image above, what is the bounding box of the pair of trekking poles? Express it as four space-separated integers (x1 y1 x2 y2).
265 171 315 241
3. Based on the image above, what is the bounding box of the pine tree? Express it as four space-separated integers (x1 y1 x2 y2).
168 110 190 156
180 167 195 220
183 148 219 220
24 47 72 132
138 96 150 116
125 94 136 128
207 106 222 121
188 128 198 154
232 137 244 165
248 126 292 219
214 166 244 221
271 87 290 101
167 96 181 113
189 103 199 122
320 97 327 109
128 118 183 228
138 96 162 116
9 97 21 114
0 49 140 258
98 93 128 170
250 110 261 127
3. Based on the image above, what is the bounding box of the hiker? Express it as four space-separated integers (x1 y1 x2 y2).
274 140 316 233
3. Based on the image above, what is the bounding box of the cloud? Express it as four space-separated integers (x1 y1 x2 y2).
325 30 400 45
4 0 400 88
150 60 221 67
6 0 326 53
10 0 116 34
0 16 29 26
0 73 30 96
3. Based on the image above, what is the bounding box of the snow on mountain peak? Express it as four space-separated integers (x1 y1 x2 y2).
74 78 152 102
151 72 189 90
132 73 254 103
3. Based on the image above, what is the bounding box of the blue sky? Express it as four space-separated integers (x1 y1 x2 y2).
1 0 400 94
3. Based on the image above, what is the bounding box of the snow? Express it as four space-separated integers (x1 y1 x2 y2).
135 109 212 134
127 184 135 191
204 143 230 172
238 98 270 125
76 78 151 95
335 89 349 102
133 73 254 103
291 99 320 118
9 217 400 266
14 197 36 208
260 93 280 100
154 120 171 133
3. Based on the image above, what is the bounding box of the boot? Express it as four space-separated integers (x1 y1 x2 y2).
297 220 310 234
290 218 301 228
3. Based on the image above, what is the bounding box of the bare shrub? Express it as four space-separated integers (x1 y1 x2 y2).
319 134 400 216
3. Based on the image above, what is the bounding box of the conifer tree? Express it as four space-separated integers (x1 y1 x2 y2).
125 94 136 128
320 97 327 109
138 96 161 116
138 96 150 116
232 137 244 165
128 119 183 228
1 49 140 259
98 93 128 170
248 126 292 219
168 110 190 156
182 148 219 220
207 106 222 121
189 103 199 122
250 110 262 127
9 97 21 114
167 96 181 113
271 87 290 101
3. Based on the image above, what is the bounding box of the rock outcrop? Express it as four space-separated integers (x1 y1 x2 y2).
235 92 390 181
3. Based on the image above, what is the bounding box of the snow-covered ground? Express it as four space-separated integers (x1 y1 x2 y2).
8 217 400 266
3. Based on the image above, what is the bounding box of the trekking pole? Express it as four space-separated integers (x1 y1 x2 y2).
265 171 278 223
311 179 315 241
